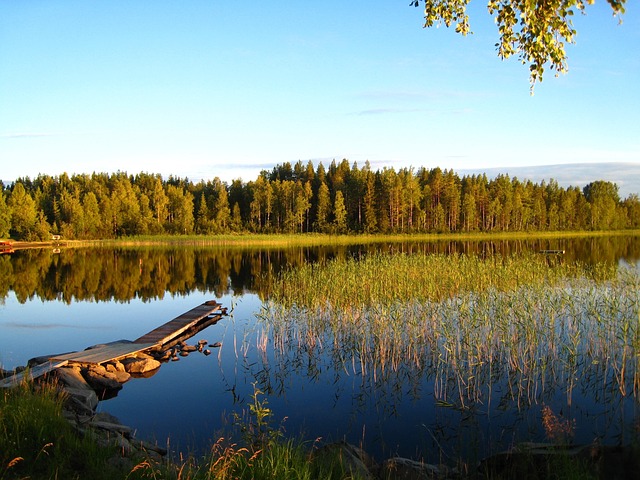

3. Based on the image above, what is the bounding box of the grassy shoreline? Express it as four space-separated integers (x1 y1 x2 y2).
4 376 628 480
5 229 640 251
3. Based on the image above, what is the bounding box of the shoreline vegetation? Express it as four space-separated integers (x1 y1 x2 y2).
4 372 638 479
4 229 640 251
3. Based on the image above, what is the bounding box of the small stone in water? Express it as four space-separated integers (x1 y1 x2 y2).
210 342 222 348
203 349 211 356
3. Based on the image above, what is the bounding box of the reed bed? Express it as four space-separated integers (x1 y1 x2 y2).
257 253 639 411
267 252 617 308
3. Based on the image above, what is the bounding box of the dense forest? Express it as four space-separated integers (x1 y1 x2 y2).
1 160 639 240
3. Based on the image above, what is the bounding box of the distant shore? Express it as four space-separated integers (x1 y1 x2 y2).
3 229 640 252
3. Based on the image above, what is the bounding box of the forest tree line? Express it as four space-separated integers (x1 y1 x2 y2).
1 160 639 241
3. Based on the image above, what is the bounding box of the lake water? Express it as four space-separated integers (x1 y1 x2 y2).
1 235 639 464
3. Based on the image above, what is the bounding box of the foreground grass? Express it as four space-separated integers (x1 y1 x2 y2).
2 377 628 479
0 379 123 480
1 380 366 480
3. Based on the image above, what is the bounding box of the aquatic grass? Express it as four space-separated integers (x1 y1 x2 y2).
257 252 638 422
266 252 617 310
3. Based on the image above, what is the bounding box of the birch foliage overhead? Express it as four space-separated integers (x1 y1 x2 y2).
410 0 626 89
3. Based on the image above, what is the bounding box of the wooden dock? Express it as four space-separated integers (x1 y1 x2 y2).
134 300 225 346
50 300 225 365
0 360 68 388
48 341 157 365
1 300 226 386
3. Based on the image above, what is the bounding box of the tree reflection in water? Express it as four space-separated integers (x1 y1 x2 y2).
2 235 639 304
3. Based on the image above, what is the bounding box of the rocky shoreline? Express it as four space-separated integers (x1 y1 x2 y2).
0 339 220 470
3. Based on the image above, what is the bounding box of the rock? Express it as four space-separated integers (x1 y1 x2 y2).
55 365 91 390
87 412 132 438
153 350 172 361
478 442 640 480
105 363 131 383
179 351 190 357
381 457 455 480
313 441 377 480
81 366 123 398
210 342 222 348
198 339 208 345
181 344 197 352
64 386 99 415
203 349 211 356
112 370 131 383
121 355 161 374
110 361 126 373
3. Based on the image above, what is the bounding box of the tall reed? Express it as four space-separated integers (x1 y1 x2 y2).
257 253 637 415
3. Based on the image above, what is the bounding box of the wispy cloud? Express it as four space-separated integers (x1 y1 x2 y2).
351 106 472 116
0 132 54 139
352 107 425 116
355 88 488 102
3 321 105 330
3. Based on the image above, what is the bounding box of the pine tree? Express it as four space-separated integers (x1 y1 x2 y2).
333 190 347 234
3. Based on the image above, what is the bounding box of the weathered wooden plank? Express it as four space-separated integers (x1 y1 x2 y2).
48 342 157 365
0 360 69 388
133 300 222 346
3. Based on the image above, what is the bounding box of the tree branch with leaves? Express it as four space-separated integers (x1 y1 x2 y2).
411 0 626 91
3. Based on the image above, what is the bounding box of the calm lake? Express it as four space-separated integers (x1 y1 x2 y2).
1 235 639 464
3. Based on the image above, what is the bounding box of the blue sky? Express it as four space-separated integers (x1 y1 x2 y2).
1 1 638 185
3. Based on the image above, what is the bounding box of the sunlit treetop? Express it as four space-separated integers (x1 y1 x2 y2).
411 0 626 92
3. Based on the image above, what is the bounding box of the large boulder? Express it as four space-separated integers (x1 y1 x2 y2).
54 365 91 390
81 365 123 398
120 354 161 375
51 366 98 415
64 386 99 416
